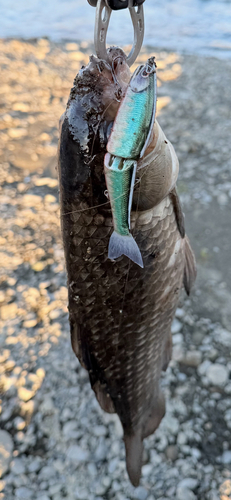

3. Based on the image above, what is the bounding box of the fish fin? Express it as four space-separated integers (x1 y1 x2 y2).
108 231 144 268
92 380 115 414
124 430 143 487
142 391 166 439
128 161 137 230
184 235 197 295
162 331 172 371
170 187 185 238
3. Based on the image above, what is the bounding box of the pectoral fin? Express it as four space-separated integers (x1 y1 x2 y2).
184 235 197 295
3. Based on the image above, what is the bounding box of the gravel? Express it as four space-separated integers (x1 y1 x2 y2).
0 38 231 500
0 430 13 477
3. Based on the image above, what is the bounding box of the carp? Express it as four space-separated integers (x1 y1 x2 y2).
58 46 196 486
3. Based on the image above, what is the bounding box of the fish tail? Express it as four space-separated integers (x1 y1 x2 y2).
124 430 143 487
108 231 144 268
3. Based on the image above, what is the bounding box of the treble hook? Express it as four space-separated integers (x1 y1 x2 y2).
93 0 144 67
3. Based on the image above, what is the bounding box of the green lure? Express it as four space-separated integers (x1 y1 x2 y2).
104 57 157 268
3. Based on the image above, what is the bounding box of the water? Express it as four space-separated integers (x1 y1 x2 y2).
1 0 231 58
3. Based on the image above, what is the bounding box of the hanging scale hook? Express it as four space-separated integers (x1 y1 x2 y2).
91 0 144 67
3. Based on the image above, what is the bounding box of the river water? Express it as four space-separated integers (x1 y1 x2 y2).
1 0 231 58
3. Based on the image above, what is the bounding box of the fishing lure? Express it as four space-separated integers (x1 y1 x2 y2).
104 57 157 268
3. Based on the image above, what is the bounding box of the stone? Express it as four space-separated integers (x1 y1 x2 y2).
172 334 183 345
208 491 220 500
18 387 35 402
176 486 196 500
10 458 26 475
215 328 231 347
92 425 106 437
222 451 231 464
175 308 184 319
0 303 18 320
27 458 42 473
180 350 202 367
177 432 187 446
15 487 33 499
94 440 108 461
220 479 231 496
142 464 153 476
165 445 178 461
178 478 198 490
134 486 149 500
0 430 13 477
62 420 78 438
172 345 185 362
66 445 89 463
164 415 179 435
197 360 211 376
171 319 182 334
206 364 229 387
36 496 50 500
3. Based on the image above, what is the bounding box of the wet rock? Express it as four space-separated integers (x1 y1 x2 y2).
206 364 229 387
0 430 14 477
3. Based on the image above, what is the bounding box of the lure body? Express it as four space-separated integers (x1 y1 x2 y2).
104 58 157 267
58 48 196 486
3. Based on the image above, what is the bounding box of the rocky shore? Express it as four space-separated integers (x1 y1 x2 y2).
0 38 231 500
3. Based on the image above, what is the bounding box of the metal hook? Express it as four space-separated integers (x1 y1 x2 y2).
94 0 144 67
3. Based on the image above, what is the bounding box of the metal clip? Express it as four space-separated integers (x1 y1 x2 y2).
94 0 144 66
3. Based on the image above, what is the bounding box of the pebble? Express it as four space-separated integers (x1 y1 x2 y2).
133 486 149 500
171 319 182 334
165 445 178 461
177 478 198 490
172 333 183 345
0 430 13 477
221 451 231 464
206 364 229 387
15 487 33 499
198 360 212 376
10 458 26 476
27 458 42 473
176 486 196 500
215 328 231 347
142 464 153 476
180 350 202 367
66 445 89 463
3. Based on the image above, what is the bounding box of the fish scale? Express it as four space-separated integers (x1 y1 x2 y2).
58 48 196 486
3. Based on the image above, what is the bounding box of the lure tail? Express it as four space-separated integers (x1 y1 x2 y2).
108 231 143 268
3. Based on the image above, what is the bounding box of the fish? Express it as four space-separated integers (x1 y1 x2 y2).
104 57 157 268
58 46 196 486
